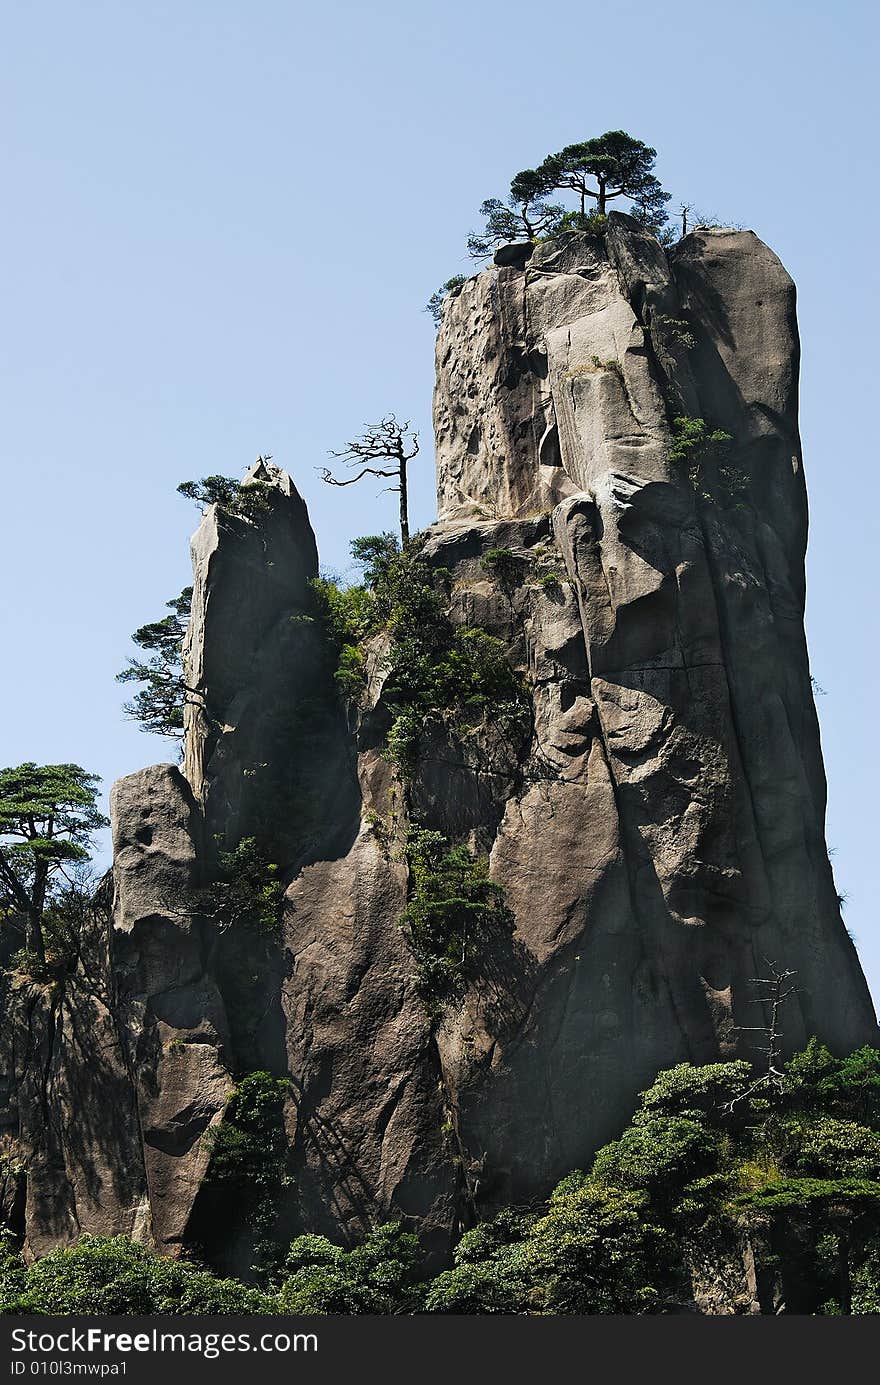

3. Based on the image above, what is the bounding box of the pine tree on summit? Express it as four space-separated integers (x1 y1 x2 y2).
523 130 670 230
470 130 671 256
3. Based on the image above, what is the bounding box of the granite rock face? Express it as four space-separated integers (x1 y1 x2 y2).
5 217 875 1267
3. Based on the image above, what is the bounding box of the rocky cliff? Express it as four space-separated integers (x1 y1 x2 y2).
2 214 875 1273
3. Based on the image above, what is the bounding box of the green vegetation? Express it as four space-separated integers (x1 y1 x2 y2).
5 1042 880 1314
469 131 671 258
480 546 524 595
425 1041 880 1315
116 586 193 739
176 468 275 521
668 415 748 505
6 872 97 983
312 536 531 779
0 1235 273 1314
467 190 567 259
277 1224 423 1314
203 1071 292 1276
650 315 697 351
0 763 107 967
426 275 468 326
399 828 514 1010
426 1179 666 1314
196 837 285 937
668 415 733 469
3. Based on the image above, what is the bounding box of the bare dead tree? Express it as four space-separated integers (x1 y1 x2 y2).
741 961 799 1084
725 960 800 1111
319 415 419 544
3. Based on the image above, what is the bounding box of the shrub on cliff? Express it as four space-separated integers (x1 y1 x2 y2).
196 837 284 937
668 416 748 506
400 828 515 1009
203 1071 292 1277
312 536 531 776
176 469 275 520
426 275 468 325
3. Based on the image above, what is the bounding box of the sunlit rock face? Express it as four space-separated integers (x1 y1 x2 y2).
6 217 874 1269
428 217 875 1198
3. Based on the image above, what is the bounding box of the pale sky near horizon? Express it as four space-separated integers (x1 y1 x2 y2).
2 0 878 1002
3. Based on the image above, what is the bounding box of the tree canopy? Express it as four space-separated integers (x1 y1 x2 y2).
0 763 107 963
116 587 193 739
176 461 276 521
466 192 567 259
468 130 671 259
5 1040 880 1313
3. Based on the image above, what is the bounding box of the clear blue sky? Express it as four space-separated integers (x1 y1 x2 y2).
1 0 877 1000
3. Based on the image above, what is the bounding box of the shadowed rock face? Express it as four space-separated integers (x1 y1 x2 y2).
5 217 875 1264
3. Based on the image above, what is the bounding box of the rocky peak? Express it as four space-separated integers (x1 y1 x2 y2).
4 215 874 1273
182 464 320 846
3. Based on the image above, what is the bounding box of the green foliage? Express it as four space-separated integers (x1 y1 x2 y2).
176 471 275 520
469 131 672 260
177 475 243 509
10 871 98 980
204 1071 292 1277
382 569 529 776
0 1233 27 1312
668 416 746 505
0 764 106 871
427 1041 880 1315
308 534 399 699
196 837 284 937
309 576 377 698
514 131 670 232
652 315 697 351
788 1118 880 1180
204 1071 290 1189
426 275 468 325
277 1223 423 1314
636 1060 753 1124
400 829 514 1009
783 1039 880 1127
313 537 530 778
554 209 608 235
0 763 107 965
0 1235 273 1315
9 1042 880 1315
668 415 733 466
535 570 564 593
452 1208 537 1263
588 355 623 378
350 532 401 588
467 195 566 259
116 586 192 738
423 1260 523 1314
426 1178 668 1314
592 1116 716 1200
480 547 524 594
